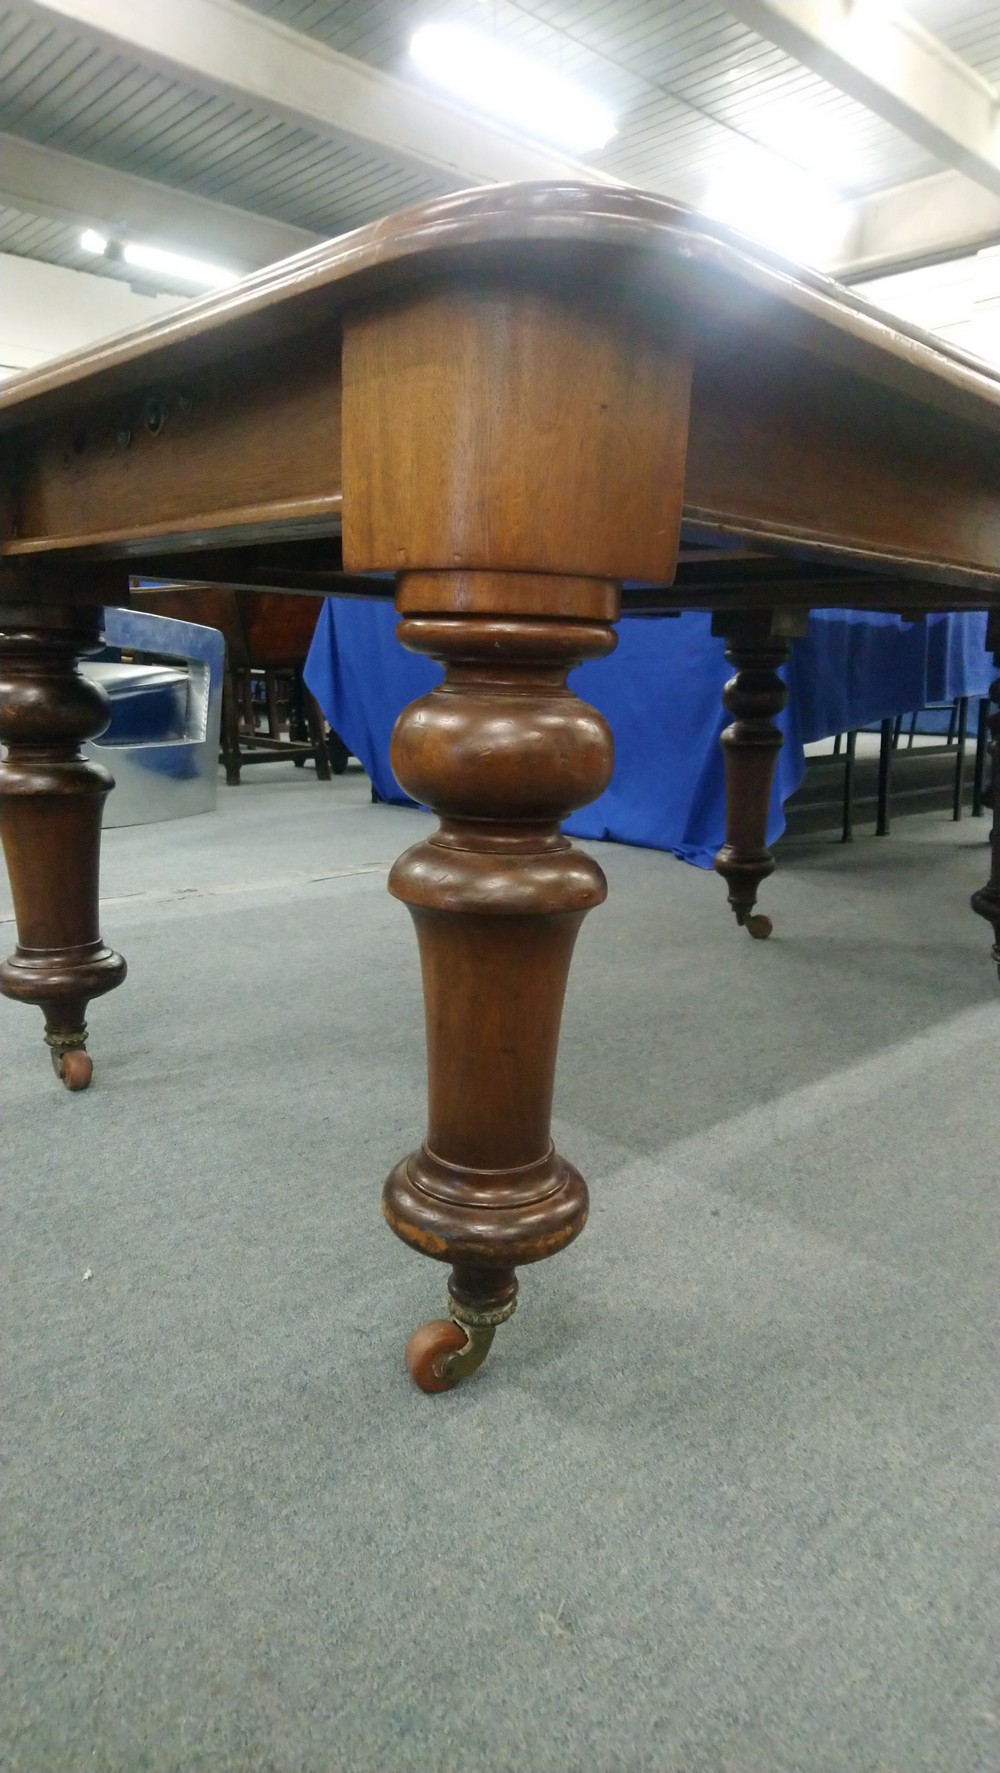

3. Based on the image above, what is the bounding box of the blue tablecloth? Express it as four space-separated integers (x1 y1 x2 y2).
305 600 991 867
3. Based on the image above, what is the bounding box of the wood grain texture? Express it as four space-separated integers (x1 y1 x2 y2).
382 587 617 1351
685 343 1000 585
4 184 1000 589
132 587 328 666
3 497 343 562
131 587 333 783
7 335 342 555
0 605 126 1080
342 281 691 584
711 608 808 938
2 183 997 441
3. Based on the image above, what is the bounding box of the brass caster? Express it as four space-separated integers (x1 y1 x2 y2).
404 1318 497 1394
50 1046 93 1090
46 1029 93 1090
744 913 773 940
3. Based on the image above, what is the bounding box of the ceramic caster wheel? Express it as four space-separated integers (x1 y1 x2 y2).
53 1048 93 1090
744 914 773 940
405 1319 469 1393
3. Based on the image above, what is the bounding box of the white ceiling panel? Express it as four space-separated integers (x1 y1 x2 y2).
0 198 234 289
909 2 1000 84
0 3 455 241
0 0 996 311
241 0 945 196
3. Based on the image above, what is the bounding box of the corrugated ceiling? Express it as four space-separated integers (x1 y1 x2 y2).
0 0 996 290
242 0 943 196
909 1 1000 83
0 3 453 238
0 197 76 261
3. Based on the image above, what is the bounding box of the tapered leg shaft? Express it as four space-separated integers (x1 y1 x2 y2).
971 615 1000 977
712 610 806 939
382 579 618 1386
0 606 126 1087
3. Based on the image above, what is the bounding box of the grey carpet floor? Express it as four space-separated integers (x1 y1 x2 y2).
2 768 998 1773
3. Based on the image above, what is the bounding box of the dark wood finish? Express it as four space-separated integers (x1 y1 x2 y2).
971 611 1000 977
3 183 1000 1383
842 729 859 842
685 345 1000 585
342 283 690 582
343 272 690 1381
222 655 242 789
877 718 895 836
382 584 618 1364
132 586 333 783
712 609 807 939
222 665 331 783
7 336 342 558
5 186 999 590
0 604 126 1086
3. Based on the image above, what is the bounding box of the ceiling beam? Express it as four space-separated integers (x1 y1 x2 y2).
9 1 996 290
18 0 619 190
835 167 1000 278
727 0 1000 196
4 133 994 296
0 132 320 269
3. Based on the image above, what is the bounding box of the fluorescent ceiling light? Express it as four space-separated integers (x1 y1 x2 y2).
410 22 615 153
80 229 239 290
120 241 239 288
701 160 853 271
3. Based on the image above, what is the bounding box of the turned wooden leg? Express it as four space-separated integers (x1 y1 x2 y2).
264 668 281 739
340 277 693 1386
0 606 127 1088
712 610 807 939
382 578 617 1390
305 686 333 781
288 666 308 770
971 615 1000 978
221 658 242 784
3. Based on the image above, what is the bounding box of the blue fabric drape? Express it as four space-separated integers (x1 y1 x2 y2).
305 599 991 868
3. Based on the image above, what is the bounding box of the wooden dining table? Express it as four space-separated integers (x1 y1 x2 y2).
2 182 998 1391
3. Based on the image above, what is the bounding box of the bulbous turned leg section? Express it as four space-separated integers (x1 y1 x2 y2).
384 576 619 1388
0 606 127 1086
971 625 1000 979
712 610 806 939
